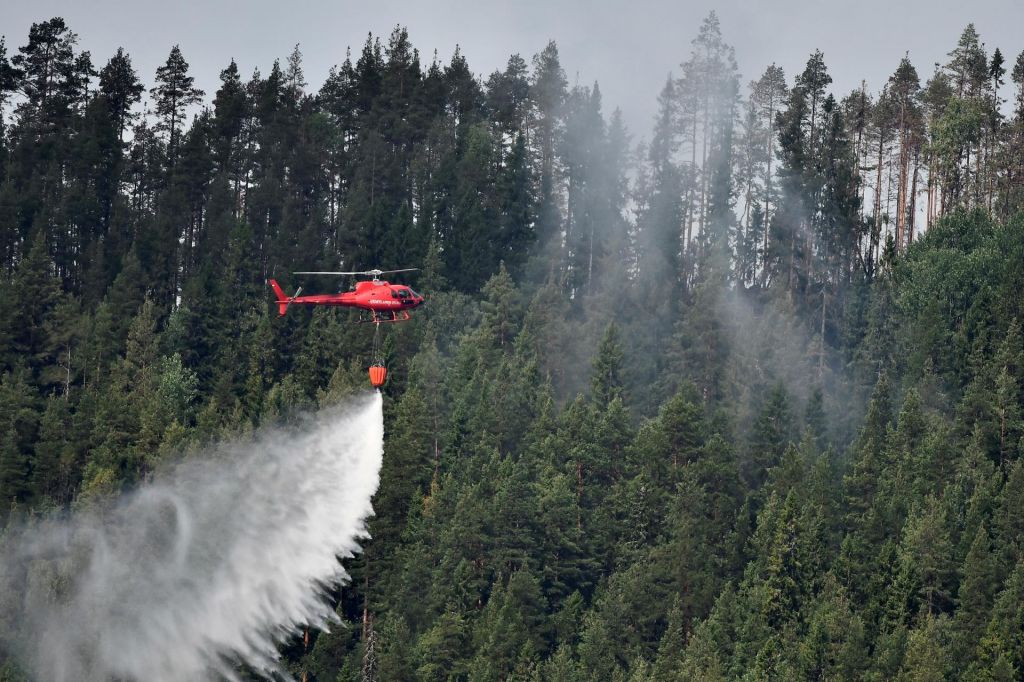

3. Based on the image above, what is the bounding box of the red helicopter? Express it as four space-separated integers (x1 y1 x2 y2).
268 268 425 321
268 269 425 388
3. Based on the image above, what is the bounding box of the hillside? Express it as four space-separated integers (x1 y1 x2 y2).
2 14 1024 681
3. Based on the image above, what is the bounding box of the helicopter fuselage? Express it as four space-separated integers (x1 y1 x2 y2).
268 279 425 319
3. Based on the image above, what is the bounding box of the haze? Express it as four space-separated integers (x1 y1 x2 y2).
3 0 1024 142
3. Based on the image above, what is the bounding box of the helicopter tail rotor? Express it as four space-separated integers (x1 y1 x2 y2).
268 279 303 316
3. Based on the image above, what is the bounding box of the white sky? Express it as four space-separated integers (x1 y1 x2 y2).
3 0 1024 141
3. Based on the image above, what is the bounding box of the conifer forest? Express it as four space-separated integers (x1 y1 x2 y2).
5 11 1024 681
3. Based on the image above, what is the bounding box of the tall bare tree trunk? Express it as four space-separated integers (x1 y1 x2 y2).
930 174 936 227
819 285 826 380
895 99 910 250
908 149 920 244
764 109 774 277
699 100 709 241
763 154 772 280
685 114 697 267
873 132 885 268
964 146 970 208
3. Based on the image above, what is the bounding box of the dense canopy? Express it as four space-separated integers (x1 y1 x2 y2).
2 13 1024 680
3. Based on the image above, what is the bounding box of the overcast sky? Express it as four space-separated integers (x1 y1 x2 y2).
4 0 1024 140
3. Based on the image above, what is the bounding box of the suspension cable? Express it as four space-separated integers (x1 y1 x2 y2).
371 321 382 366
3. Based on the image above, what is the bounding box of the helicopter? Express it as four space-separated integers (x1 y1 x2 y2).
268 269 425 322
268 268 425 388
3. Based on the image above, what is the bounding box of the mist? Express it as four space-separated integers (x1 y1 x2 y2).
0 392 384 682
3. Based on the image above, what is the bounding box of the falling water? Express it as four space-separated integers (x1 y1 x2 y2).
0 391 384 681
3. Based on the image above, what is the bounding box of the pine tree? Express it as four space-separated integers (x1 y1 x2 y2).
636 75 683 293
888 57 923 250
750 64 788 275
151 45 204 164
495 132 535 274
211 59 247 170
947 24 989 99
10 17 80 125
530 42 567 252
447 123 500 288
98 47 143 141
0 38 18 113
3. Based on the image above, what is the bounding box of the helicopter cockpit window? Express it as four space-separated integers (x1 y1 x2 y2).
396 288 411 298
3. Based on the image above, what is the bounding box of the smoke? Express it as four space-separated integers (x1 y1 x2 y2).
0 391 384 681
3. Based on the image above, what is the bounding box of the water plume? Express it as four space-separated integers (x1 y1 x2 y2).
0 391 384 681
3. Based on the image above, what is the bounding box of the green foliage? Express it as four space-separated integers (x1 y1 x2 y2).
2 16 1024 682
590 323 624 406
151 45 204 161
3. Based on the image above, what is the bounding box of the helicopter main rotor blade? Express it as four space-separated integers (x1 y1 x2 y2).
292 268 420 276
292 271 364 275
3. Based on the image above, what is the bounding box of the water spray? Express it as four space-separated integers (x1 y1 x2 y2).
0 391 384 681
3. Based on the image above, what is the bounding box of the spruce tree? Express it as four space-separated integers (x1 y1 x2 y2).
590 323 624 406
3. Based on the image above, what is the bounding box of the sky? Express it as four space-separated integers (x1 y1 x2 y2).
3 0 1024 140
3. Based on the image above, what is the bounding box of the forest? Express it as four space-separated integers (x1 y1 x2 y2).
2 11 1024 680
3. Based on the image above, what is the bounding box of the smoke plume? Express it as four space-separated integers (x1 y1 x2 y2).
0 391 384 681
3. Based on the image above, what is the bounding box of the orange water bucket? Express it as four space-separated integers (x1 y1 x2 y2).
368 364 387 388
